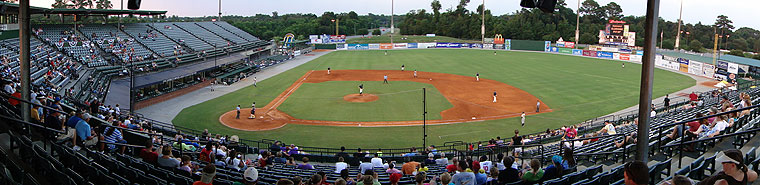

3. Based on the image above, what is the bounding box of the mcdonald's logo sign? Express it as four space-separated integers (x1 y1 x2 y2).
494 34 505 44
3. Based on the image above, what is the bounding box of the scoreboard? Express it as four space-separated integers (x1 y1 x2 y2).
599 20 636 46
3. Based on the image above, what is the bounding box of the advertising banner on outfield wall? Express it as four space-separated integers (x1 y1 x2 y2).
380 43 393 49
419 43 436 48
601 47 619 53
505 39 511 50
613 53 621 60
679 59 690 73
619 54 630 60
572 49 583 55
347 44 369 50
739 65 749 74
689 61 703 75
558 48 572 54
461 43 471 48
545 41 551 52
407 43 418 49
597 51 614 59
435 43 462 48
703 64 715 78
655 57 679 70
588 45 602 51
369 44 380 49
336 44 347 50
619 49 632 53
394 43 408 49
717 61 728 69
582 50 593 56
470 44 483 48
484 44 493 49
629 54 642 62
494 44 504 49
636 50 644 55
728 63 739 74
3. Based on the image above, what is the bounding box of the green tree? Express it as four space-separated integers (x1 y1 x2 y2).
52 0 69 8
715 15 734 38
95 0 112 9
727 50 744 57
689 40 704 52
602 2 623 20
372 29 381 35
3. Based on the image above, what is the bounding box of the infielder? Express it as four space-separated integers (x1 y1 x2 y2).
493 91 497 102
383 75 389 84
253 77 257 87
328 67 331 75
358 84 364 95
536 100 541 112
236 105 241 119
521 112 526 127
476 73 480 82
249 102 256 119
401 64 405 71
414 70 418 78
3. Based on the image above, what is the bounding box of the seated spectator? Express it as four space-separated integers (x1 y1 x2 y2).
386 162 402 174
564 126 578 139
277 179 295 185
404 148 418 157
615 132 637 148
439 172 452 185
598 121 617 135
543 155 564 180
359 157 374 174
660 175 693 185
415 172 431 185
236 167 258 185
101 121 127 154
424 153 437 165
479 155 492 173
452 159 475 185
199 142 213 163
436 153 449 165
667 113 706 140
447 158 459 173
158 145 181 168
371 153 384 168
140 140 159 164
178 155 195 174
521 159 544 184
298 157 314 170
194 165 216 185
257 151 270 167
389 172 402 185
624 161 649 185
562 148 576 168
699 149 758 185
402 157 421 175
705 115 730 138
274 152 287 163
336 146 349 159
73 113 98 150
285 157 297 167
336 157 349 173
498 156 519 184
226 151 246 171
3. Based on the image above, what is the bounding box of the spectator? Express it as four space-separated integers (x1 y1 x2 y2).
277 179 295 185
498 156 519 184
292 176 303 185
74 113 97 150
564 126 577 139
425 153 437 165
494 153 506 171
624 161 648 185
298 157 314 170
452 158 476 185
226 151 246 171
447 158 459 173
615 132 637 148
479 155 492 173
667 113 706 140
371 153 384 168
435 153 448 165
179 155 194 174
359 157 373 174
521 159 544 184
139 140 159 164
336 146 349 159
599 121 617 135
158 145 181 168
44 109 64 138
390 172 402 185
705 115 730 138
402 157 421 175
386 162 402 174
354 148 365 163
285 157 297 167
194 165 216 185
199 142 213 163
415 172 427 185
358 171 380 185
233 167 258 185
562 148 576 168
308 174 322 185
475 167 487 185
101 121 127 154
660 175 693 185
440 172 452 185
404 148 418 157
257 151 270 167
699 149 758 185
336 157 349 173
544 155 564 180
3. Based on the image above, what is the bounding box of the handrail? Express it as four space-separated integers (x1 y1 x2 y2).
0 114 66 134
653 103 760 130
0 92 68 115
659 127 760 148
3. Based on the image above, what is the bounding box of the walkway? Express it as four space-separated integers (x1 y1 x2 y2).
135 51 332 124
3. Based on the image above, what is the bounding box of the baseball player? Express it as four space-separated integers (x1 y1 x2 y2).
414 70 418 78
476 73 480 82
401 64 405 71
253 77 257 87
249 102 256 119
359 84 364 95
493 91 497 103
622 62 625 69
384 50 387 55
236 105 241 119
383 75 389 84
328 67 331 75
494 51 497 55
536 100 541 112
521 112 526 127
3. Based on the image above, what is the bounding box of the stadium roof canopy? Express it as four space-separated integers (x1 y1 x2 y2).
0 2 166 15
659 50 760 67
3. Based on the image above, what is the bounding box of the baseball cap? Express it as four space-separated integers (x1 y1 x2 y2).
82 113 91 120
716 150 743 165
243 167 259 182
428 153 434 158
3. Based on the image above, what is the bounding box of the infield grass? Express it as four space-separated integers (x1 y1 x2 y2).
278 81 452 121
173 49 695 148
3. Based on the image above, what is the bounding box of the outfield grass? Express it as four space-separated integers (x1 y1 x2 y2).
347 35 479 44
173 49 695 148
278 81 452 121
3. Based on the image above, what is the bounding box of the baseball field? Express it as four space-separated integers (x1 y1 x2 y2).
173 49 695 148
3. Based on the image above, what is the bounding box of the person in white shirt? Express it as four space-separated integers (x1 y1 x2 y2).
435 153 448 165
371 154 384 168
598 121 617 135
335 157 349 173
707 115 729 138
479 155 493 172
521 112 526 127
358 158 374 174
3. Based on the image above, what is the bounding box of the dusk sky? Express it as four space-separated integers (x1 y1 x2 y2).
31 0 760 30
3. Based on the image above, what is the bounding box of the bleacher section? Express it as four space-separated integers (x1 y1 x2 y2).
78 24 155 63
122 23 187 57
173 22 230 47
213 21 260 42
36 24 109 67
150 22 213 51
195 22 248 44
0 37 81 90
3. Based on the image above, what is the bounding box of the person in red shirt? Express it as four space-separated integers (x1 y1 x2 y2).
689 92 698 102
139 140 158 164
446 158 459 173
199 142 212 163
564 126 577 139
8 91 21 106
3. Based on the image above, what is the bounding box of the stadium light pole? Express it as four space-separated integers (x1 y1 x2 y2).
636 0 660 162
390 0 394 45
674 0 683 50
575 0 580 48
481 0 485 47
218 0 222 21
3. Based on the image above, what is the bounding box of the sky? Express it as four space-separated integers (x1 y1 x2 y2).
31 0 760 30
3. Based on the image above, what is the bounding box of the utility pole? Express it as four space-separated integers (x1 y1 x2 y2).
481 0 485 47
674 0 683 49
390 0 394 45
575 0 580 48
218 0 222 21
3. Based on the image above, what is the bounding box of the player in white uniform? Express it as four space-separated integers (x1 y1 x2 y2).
493 91 497 103
359 84 364 95
476 73 480 81
414 70 418 78
521 112 526 127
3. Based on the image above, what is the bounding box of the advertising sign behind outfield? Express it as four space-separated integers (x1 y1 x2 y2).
494 44 504 50
407 43 418 49
558 48 572 54
545 41 551 52
613 53 621 60
597 51 613 59
369 44 380 49
689 61 703 75
572 49 583 55
379 43 393 49
629 54 642 62
419 43 436 48
394 43 407 49
717 61 728 69
460 43 471 48
347 44 369 50
679 58 690 73
703 64 715 78
336 44 347 50
484 44 493 49
619 54 630 60
504 39 511 50
728 63 739 74
471 44 483 48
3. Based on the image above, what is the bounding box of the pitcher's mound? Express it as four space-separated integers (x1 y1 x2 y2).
344 94 379 103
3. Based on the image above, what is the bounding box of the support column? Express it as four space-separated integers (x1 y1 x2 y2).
20 0 31 123
636 0 660 162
